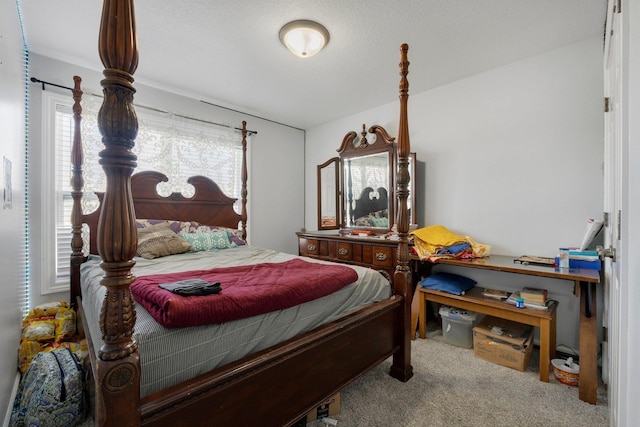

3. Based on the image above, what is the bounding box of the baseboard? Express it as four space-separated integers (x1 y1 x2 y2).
2 373 20 427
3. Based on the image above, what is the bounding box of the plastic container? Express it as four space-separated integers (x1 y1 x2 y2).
558 248 570 269
439 306 482 349
551 357 580 386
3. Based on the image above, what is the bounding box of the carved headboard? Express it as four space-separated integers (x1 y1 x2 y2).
81 171 247 255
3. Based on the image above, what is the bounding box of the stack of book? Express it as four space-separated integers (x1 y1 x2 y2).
506 287 551 310
569 250 601 270
520 287 548 304
554 250 601 270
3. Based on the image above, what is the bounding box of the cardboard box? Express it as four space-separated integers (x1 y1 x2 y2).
306 393 341 422
472 316 534 371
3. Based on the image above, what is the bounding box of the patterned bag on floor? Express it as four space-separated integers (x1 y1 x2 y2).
10 347 86 427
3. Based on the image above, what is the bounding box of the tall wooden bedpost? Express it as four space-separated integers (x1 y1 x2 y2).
390 43 414 382
70 76 84 311
95 0 141 425
241 121 248 241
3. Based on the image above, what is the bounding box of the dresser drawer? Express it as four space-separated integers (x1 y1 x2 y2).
337 242 353 261
296 232 398 284
299 238 319 256
371 246 393 268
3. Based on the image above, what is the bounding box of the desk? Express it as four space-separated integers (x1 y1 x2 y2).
410 255 601 404
417 286 558 382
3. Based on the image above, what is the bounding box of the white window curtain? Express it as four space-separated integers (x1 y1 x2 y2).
79 93 244 200
348 158 388 199
44 90 246 293
344 154 389 205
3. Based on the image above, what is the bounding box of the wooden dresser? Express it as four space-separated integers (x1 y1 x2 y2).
296 230 399 283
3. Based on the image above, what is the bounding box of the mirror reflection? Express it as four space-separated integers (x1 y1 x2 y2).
344 152 390 229
317 123 417 234
317 158 339 229
337 124 396 233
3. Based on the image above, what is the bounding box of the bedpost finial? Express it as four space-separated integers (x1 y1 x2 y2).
99 0 139 77
400 44 409 67
399 44 409 86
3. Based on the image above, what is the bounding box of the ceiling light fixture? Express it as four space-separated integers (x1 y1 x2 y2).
279 20 330 58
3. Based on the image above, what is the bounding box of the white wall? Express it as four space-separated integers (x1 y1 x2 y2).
305 37 604 351
0 0 27 421
27 54 305 306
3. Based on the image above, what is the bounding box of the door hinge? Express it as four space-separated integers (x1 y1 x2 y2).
617 210 622 240
616 0 622 13
604 97 611 112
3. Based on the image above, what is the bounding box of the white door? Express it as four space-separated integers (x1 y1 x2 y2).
603 0 623 424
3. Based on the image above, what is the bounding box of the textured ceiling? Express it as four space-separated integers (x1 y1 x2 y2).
20 0 606 130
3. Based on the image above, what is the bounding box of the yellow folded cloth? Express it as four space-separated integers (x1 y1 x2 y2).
410 225 467 253
410 225 491 260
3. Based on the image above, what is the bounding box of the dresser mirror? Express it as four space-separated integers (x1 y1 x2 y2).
337 124 396 232
343 150 391 229
317 157 340 230
316 124 417 234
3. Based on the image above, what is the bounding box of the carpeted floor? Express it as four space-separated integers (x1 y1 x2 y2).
323 323 609 427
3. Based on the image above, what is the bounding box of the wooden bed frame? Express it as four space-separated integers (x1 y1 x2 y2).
69 2 414 426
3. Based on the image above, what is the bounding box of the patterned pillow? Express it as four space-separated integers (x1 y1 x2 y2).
137 222 192 259
180 221 246 246
136 219 246 246
225 229 247 246
136 218 182 233
179 221 215 233
179 230 231 251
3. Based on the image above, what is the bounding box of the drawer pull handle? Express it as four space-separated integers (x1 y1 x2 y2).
338 248 349 256
308 244 316 251
375 253 387 261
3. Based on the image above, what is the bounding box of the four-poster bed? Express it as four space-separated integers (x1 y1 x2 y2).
70 1 414 426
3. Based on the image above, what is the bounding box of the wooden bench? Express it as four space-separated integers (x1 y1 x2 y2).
415 285 558 382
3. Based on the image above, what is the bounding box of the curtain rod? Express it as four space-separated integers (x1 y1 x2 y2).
200 100 304 132
30 77 73 91
29 76 257 136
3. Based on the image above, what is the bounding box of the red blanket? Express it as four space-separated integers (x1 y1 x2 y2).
131 258 358 328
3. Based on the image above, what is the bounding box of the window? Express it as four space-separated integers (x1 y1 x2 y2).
40 90 246 294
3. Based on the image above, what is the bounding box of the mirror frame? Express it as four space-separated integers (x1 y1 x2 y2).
317 125 418 235
317 157 340 230
395 152 417 227
337 124 396 233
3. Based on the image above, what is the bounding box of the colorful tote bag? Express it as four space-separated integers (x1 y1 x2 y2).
10 347 86 427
